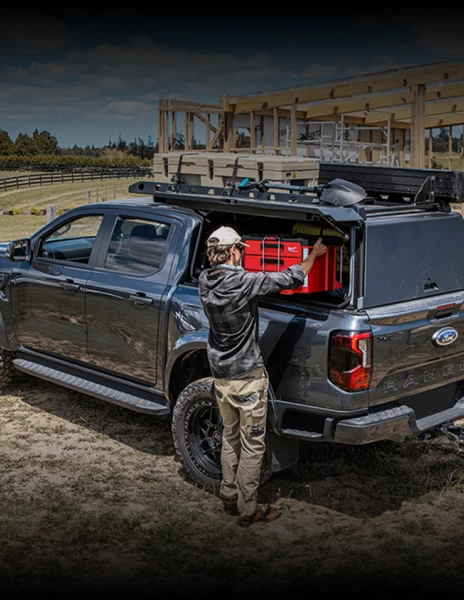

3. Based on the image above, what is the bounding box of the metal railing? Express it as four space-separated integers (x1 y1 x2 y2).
0 169 153 192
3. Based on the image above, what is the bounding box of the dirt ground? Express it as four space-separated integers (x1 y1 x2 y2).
1 372 464 596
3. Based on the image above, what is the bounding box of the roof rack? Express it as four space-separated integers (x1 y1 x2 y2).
129 177 447 231
129 153 451 228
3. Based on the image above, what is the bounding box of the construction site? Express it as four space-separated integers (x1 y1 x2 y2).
156 60 464 179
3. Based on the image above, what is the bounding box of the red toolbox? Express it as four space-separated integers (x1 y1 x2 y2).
242 235 343 295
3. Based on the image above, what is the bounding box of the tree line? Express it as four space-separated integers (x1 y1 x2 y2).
0 129 205 160
0 129 160 160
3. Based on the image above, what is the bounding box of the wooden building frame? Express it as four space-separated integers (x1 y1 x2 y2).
158 60 464 168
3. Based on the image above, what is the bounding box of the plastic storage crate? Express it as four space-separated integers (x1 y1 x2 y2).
242 235 343 295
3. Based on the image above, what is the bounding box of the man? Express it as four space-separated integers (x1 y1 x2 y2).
199 226 327 526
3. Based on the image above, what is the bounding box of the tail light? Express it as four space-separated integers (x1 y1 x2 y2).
329 331 372 392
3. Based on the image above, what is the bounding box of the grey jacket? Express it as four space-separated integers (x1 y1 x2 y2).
198 264 305 379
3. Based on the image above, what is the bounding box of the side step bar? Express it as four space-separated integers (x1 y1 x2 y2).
14 358 169 415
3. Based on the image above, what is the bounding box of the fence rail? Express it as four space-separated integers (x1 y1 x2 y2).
0 169 152 192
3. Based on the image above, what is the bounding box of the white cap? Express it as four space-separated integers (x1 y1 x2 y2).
206 226 249 248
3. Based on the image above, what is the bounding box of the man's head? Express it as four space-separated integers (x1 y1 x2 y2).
206 226 249 267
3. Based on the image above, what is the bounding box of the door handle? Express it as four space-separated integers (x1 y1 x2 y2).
129 293 153 307
60 279 80 292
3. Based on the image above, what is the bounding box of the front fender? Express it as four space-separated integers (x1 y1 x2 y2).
164 330 209 402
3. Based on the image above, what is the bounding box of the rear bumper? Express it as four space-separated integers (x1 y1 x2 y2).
334 399 464 444
272 397 464 445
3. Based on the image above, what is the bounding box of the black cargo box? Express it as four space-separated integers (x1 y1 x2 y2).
318 162 464 202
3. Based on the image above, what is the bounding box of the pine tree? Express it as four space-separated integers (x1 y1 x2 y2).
32 129 58 155
14 133 36 156
0 130 14 154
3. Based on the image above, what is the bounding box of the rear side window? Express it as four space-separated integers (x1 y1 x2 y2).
104 217 171 275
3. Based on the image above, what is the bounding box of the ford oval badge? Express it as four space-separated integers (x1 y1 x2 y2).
432 327 459 347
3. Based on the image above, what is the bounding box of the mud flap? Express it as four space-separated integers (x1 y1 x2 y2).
266 432 299 473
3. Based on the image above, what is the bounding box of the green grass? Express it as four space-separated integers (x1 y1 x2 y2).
0 178 144 240
426 153 464 170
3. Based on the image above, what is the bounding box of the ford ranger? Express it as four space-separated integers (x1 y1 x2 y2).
1 161 464 490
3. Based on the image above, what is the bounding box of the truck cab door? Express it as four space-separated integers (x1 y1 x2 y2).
85 213 178 387
10 213 106 362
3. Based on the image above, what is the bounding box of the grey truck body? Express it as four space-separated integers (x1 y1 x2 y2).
2 165 464 472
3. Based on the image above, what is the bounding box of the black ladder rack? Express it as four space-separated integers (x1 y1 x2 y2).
128 179 446 223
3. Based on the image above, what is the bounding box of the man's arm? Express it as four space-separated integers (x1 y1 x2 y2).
242 238 327 298
299 238 327 276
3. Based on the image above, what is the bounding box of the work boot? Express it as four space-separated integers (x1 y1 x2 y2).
238 503 281 527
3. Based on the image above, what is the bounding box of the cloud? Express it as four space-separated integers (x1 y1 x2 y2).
0 35 305 134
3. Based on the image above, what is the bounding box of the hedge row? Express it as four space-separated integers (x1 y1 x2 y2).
0 154 152 170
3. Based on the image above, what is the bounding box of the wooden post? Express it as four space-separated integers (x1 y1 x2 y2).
162 110 168 153
305 120 310 158
410 84 426 168
158 109 164 155
185 113 190 150
448 125 453 170
250 111 255 154
428 128 433 168
171 111 177 150
189 112 195 149
261 116 265 154
223 114 233 152
46 205 57 223
290 100 298 156
206 113 211 150
274 108 279 155
87 190 91 204
217 114 225 150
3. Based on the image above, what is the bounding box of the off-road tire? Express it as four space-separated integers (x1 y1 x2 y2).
172 378 222 493
0 349 15 388
172 377 272 494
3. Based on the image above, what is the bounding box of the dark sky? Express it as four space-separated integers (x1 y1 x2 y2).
2 9 464 147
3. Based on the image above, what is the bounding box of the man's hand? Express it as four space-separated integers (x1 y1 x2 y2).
299 237 327 276
310 237 327 258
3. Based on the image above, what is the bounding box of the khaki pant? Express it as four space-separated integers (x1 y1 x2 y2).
214 366 269 518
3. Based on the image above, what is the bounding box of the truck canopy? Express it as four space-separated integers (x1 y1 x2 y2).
361 211 464 309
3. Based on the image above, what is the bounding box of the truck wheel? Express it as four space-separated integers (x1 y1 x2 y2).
172 377 272 493
0 349 15 388
172 378 222 493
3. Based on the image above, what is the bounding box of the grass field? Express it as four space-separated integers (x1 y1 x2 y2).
0 178 142 240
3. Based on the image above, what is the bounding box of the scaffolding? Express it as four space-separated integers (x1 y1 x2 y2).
296 117 396 166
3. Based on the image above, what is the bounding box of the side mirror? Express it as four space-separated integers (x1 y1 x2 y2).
6 238 31 262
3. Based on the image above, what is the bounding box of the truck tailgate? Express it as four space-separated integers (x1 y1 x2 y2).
366 291 464 411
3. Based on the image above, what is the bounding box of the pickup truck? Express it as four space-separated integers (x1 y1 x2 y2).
2 162 464 491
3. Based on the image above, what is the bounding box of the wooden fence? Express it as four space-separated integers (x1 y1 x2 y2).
0 169 152 192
